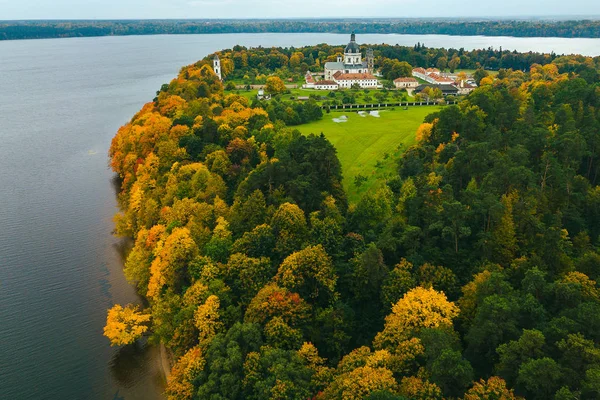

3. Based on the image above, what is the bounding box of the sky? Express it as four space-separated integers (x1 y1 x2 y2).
1 0 600 20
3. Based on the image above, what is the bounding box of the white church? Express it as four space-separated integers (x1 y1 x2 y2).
305 32 380 90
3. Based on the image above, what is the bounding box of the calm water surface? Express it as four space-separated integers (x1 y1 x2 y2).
0 32 599 400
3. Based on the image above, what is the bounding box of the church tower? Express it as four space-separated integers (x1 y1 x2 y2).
366 48 374 73
344 31 362 65
213 54 222 80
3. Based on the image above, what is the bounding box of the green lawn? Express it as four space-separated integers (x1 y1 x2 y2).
455 69 499 76
224 88 414 105
296 106 441 202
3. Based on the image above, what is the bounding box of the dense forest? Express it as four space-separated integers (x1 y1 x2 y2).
207 41 600 82
105 45 600 400
3 19 600 41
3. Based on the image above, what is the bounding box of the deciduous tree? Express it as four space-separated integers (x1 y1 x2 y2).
104 304 151 346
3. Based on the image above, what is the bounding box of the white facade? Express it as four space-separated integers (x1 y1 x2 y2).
344 52 362 65
394 78 419 89
315 81 339 90
213 55 222 80
335 77 379 89
303 71 316 89
323 32 375 82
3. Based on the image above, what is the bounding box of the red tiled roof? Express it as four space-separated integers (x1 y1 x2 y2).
316 80 338 86
455 80 476 88
428 73 454 83
394 77 418 83
412 68 427 74
335 73 377 81
333 71 343 78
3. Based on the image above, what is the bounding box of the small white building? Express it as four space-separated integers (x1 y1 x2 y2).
393 77 419 89
315 80 339 90
302 71 316 89
257 89 271 100
455 80 477 95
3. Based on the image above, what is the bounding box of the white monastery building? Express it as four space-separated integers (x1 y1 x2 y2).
314 32 380 89
333 72 379 89
412 68 454 85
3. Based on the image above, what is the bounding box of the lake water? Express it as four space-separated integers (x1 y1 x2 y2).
0 32 599 400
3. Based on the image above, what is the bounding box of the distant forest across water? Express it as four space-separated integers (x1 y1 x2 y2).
2 19 600 41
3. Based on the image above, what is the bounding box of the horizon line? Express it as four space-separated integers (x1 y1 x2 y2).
3 16 600 22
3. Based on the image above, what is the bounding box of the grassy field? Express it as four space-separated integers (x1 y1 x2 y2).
455 69 499 76
295 106 441 202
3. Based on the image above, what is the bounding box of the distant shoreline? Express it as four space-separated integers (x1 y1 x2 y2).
2 19 600 41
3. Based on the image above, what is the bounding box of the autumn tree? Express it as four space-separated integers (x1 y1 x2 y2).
104 304 151 346
375 287 459 350
194 295 222 348
245 282 310 327
165 346 205 400
276 244 337 304
147 227 198 299
463 376 520 400
265 76 287 95
398 376 443 400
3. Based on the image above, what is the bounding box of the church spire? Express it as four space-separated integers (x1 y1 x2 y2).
351 31 356 42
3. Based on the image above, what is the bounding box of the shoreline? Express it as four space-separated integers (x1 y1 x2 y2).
159 343 171 382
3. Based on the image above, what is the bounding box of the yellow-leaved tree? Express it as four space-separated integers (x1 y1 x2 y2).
415 121 434 143
321 365 398 400
104 304 151 346
463 376 520 400
374 286 459 349
165 346 205 400
194 295 222 348
264 76 287 95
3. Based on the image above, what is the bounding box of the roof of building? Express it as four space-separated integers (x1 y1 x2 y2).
315 80 338 86
428 73 454 83
325 61 369 71
325 61 345 70
335 73 377 81
412 67 427 74
345 32 360 54
456 80 476 88
305 74 316 84
394 77 418 83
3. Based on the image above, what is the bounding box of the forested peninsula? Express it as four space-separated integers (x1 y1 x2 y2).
2 19 600 41
105 42 600 400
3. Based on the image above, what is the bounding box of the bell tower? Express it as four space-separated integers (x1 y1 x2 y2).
366 48 374 73
213 54 222 80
